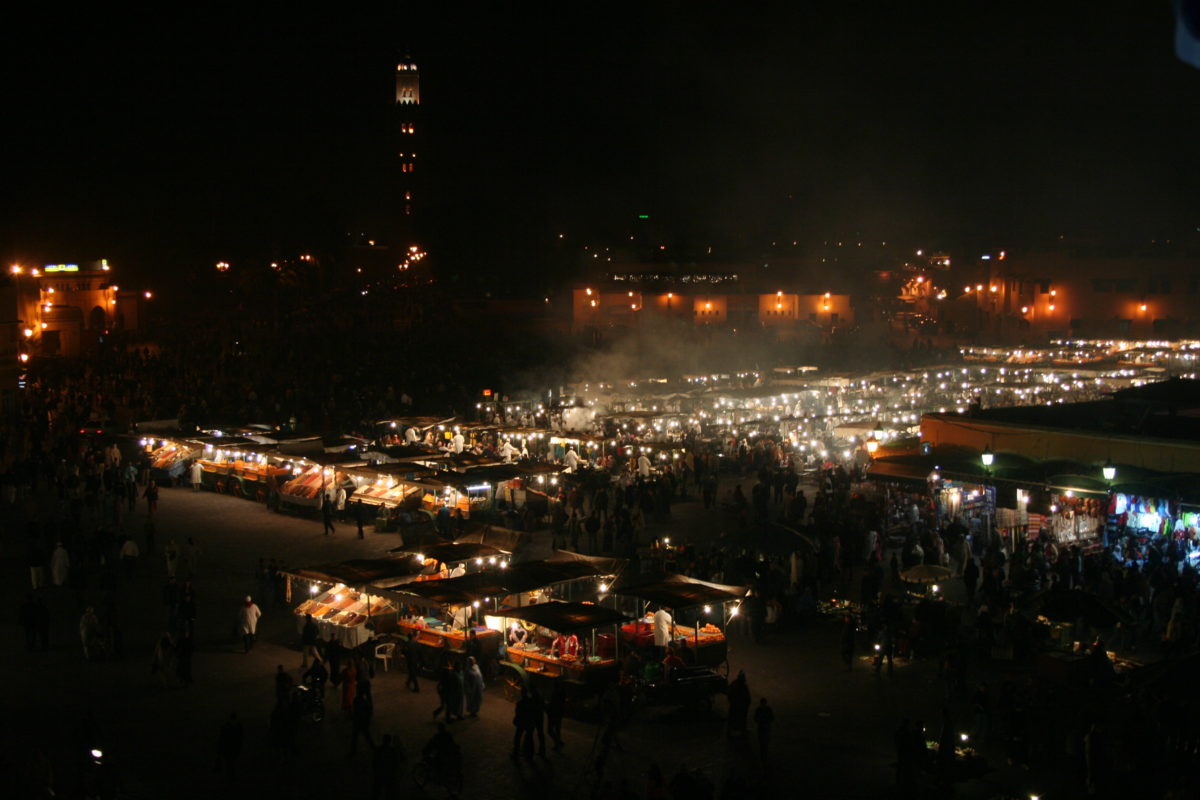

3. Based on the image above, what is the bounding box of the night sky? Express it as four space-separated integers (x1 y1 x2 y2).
4 3 1199 289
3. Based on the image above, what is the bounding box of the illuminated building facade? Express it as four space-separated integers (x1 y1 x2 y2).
570 283 853 337
966 253 1200 340
8 259 139 358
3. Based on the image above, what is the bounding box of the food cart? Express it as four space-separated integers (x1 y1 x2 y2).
283 558 426 649
380 552 623 678
498 601 627 700
141 436 200 485
277 453 367 513
611 574 748 674
194 439 292 501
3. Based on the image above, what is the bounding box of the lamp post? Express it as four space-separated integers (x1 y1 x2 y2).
981 447 995 547
1101 460 1116 545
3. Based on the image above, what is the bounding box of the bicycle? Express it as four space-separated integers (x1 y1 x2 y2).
412 751 463 797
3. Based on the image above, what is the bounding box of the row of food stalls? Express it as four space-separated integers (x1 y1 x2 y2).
281 542 748 696
550 363 1165 474
138 427 575 526
867 446 1200 561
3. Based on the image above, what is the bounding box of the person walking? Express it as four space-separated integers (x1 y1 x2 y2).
321 493 336 536
433 663 464 722
840 614 856 670
275 665 294 708
50 541 70 586
119 536 140 578
349 690 374 755
151 632 176 685
726 670 750 738
354 499 367 539
341 658 359 715
403 632 421 692
754 698 775 765
511 688 534 759
164 539 179 579
143 479 159 517
369 734 400 800
528 684 547 756
464 656 485 718
239 596 262 653
216 713 243 783
301 613 320 668
80 606 102 661
182 537 201 577
546 683 566 750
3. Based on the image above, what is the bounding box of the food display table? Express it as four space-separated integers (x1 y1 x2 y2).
294 587 397 649
622 616 728 668
398 618 501 672
505 643 616 680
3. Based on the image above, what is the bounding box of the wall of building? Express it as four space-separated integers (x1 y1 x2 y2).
921 412 1200 474
570 286 853 334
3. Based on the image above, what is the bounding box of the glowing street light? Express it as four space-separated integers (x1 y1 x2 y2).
981 447 994 468
1102 460 1116 482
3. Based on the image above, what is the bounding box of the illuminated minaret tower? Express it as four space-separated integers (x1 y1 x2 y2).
394 56 421 262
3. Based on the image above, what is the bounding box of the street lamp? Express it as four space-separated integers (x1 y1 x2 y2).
865 435 879 455
1102 460 1116 482
980 448 995 545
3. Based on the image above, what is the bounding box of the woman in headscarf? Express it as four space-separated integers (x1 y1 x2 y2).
464 656 485 718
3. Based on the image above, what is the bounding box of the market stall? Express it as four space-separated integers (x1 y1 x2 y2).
194 439 291 501
499 601 626 696
141 436 199 484
611 574 748 672
379 552 623 675
284 558 425 648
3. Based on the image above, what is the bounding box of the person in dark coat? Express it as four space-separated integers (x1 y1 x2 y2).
354 499 367 539
350 691 374 755
726 671 751 737
841 614 857 670
512 688 535 758
754 698 774 765
404 632 420 692
432 663 463 721
546 684 567 750
370 734 401 800
216 712 243 782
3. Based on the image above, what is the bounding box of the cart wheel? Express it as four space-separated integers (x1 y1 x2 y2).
502 672 523 703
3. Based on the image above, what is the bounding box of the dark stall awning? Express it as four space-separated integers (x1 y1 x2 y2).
612 574 749 609
499 601 628 632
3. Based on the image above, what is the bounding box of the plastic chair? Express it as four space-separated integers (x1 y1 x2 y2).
375 642 395 672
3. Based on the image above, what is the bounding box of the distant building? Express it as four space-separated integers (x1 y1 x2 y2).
570 268 853 339
9 259 138 359
965 252 1200 340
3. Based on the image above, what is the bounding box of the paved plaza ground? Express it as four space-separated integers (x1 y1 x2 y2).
3 477 1049 800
